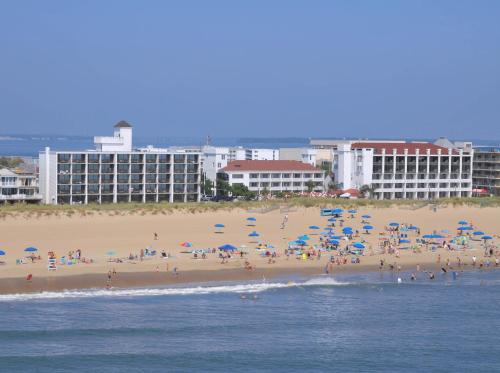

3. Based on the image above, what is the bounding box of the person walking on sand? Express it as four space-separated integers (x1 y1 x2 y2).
154 232 159 240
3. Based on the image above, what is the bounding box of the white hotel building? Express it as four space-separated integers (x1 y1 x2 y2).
331 141 473 199
39 121 201 204
218 160 325 195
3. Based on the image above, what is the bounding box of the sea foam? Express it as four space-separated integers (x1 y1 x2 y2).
0 277 349 302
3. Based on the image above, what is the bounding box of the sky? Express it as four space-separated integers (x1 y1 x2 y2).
0 0 499 140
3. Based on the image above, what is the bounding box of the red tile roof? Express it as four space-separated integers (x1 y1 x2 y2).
221 160 319 172
351 142 456 155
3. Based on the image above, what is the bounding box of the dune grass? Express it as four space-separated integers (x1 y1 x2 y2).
0 196 498 219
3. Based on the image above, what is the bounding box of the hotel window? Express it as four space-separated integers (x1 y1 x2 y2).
260 174 270 178
88 154 100 163
187 154 198 164
101 174 113 183
174 164 185 173
146 184 157 193
174 184 185 193
395 183 403 188
282 173 291 178
250 173 259 179
158 184 169 193
117 154 130 163
293 173 301 178
282 182 291 187
293 182 301 186
303 173 312 178
58 164 71 174
72 185 85 194
314 173 322 178
187 164 198 173
146 164 157 173
88 164 99 173
131 164 143 173
417 183 426 188
439 183 449 188
58 175 70 184
57 185 70 194
186 174 198 183
146 154 157 163
101 165 114 174
271 173 281 179
174 174 185 183
131 154 143 163
232 174 244 179
158 174 170 183
131 174 142 183
159 164 170 173
260 182 269 187
88 174 99 184
159 154 170 163
250 182 258 187
146 174 156 183
72 154 85 163
272 182 280 187
101 185 113 193
101 154 113 163
88 185 99 194
186 184 198 193
117 164 129 173
117 184 130 193
58 154 71 163
174 154 185 163
117 174 129 183
72 164 85 174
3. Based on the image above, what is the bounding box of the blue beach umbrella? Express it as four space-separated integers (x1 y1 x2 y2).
482 236 493 240
399 239 411 244
329 235 342 240
458 220 468 225
389 222 399 227
298 235 310 241
289 240 306 246
246 217 256 222
328 239 340 245
361 215 371 219
323 227 333 232
219 244 237 251
332 208 343 214
342 227 353 234
348 209 357 214
352 242 365 249
363 225 374 230
327 217 337 222
24 247 38 253
248 231 260 237
408 225 418 230
0 250 5 256
457 226 473 231
309 225 320 230
473 231 485 236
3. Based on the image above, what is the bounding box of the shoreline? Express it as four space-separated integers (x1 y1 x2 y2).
0 262 492 295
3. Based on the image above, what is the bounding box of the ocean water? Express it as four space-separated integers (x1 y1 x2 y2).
0 270 499 372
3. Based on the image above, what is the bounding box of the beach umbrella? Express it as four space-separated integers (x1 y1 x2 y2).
332 208 343 214
389 222 399 227
361 215 371 219
0 250 5 256
473 231 485 236
482 236 493 240
408 225 418 230
352 242 365 249
214 223 225 228
246 217 256 222
323 227 333 232
180 242 193 248
309 225 320 230
457 226 473 231
328 239 340 245
24 247 38 253
363 225 374 230
106 250 116 256
248 231 260 237
329 235 342 240
458 220 468 225
327 217 337 222
399 239 411 244
219 244 237 251
298 235 310 241
342 227 353 234
289 240 306 246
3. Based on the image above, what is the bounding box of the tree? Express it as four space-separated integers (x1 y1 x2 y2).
231 183 256 199
0 157 23 169
216 178 231 196
305 179 315 193
202 179 213 196
359 184 376 199
260 187 270 197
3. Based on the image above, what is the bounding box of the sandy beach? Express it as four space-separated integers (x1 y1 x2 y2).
0 204 498 294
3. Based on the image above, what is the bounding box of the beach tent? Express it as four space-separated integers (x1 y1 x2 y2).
219 244 237 251
24 247 38 253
